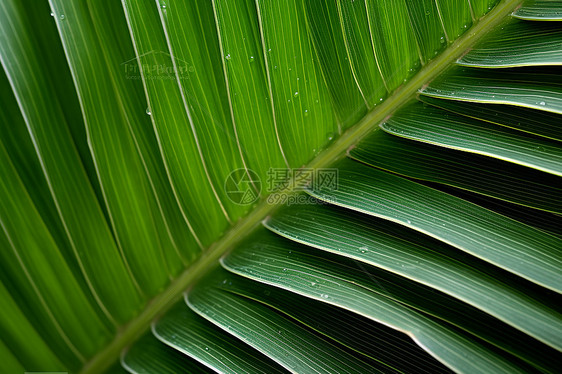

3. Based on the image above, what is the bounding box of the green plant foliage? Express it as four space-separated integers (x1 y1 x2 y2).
0 0 561 373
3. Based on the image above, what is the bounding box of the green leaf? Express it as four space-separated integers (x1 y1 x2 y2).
421 66 562 114
122 333 210 374
153 301 285 374
513 0 562 21
307 159 562 294
266 203 562 366
419 95 562 141
222 231 527 373
458 19 562 67
381 102 562 176
188 274 380 374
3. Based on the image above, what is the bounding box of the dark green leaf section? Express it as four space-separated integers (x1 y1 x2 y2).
513 0 562 20
354 131 562 212
421 67 562 114
458 19 562 67
188 280 380 374
352 131 562 213
122 333 210 374
381 102 562 177
418 95 562 142
266 204 562 365
307 159 562 294
212 268 449 373
154 301 286 374
221 231 526 373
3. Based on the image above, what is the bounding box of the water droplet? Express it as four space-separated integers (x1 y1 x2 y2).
294 91 299 97
146 108 152 116
304 109 309 116
283 268 287 272
50 12 54 17
274 65 278 69
379 98 383 102
188 66 195 73
311 282 316 286
463 24 468 28
539 101 546 106
60 14 65 20
249 56 255 63
321 293 329 299
225 54 231 61
406 219 411 224
268 48 272 53
205 347 209 351
359 246 368 254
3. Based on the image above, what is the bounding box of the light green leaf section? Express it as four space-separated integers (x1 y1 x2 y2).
405 0 447 63
383 102 562 177
256 0 337 167
0 0 142 324
304 0 367 128
337 0 387 108
266 204 562 358
0 142 111 364
213 268 450 373
154 301 286 374
419 95 562 142
49 0 180 293
421 66 562 114
365 0 420 91
471 0 501 19
188 281 379 374
122 333 210 374
222 232 526 373
212 0 288 184
87 0 199 273
458 19 562 67
513 0 562 20
351 131 562 213
156 0 251 222
307 159 562 294
436 0 474 40
0 278 63 371
122 0 230 247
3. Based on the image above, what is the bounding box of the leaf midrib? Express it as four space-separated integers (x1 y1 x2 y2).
81 1 523 372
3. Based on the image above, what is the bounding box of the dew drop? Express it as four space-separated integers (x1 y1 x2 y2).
321 294 329 299
50 12 54 17
359 246 368 254
146 108 152 116
225 54 231 61
249 56 255 63
294 91 299 97
406 219 411 224
304 109 309 116
539 101 546 106
60 14 65 20
205 347 209 351
379 97 383 102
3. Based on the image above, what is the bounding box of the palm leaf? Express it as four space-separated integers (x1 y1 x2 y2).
0 0 561 373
